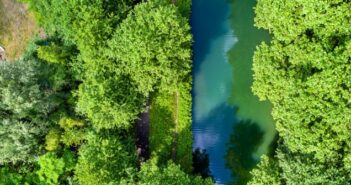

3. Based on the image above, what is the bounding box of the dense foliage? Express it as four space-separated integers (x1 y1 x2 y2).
250 0 351 184
0 119 41 164
75 132 137 185
1 0 212 184
106 1 192 95
138 159 213 185
0 54 69 163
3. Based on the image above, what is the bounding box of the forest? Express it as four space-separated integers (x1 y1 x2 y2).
249 0 351 184
0 0 212 184
2 0 351 184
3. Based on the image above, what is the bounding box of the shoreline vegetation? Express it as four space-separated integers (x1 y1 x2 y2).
249 0 351 184
0 0 212 184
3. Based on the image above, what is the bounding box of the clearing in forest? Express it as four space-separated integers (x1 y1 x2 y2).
0 0 37 60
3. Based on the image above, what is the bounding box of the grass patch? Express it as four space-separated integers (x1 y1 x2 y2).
0 0 38 60
149 82 193 173
149 91 175 164
175 82 193 173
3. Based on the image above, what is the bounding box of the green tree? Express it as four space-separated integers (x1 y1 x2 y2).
248 155 280 185
75 132 137 185
0 59 58 119
0 53 71 164
250 0 351 184
279 145 350 185
107 1 192 96
37 151 77 185
0 119 42 164
76 65 146 129
0 167 23 185
138 159 213 185
0 166 39 185
37 153 65 185
26 0 134 55
254 0 351 42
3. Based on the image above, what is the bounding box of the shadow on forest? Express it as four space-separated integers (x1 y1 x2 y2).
149 103 174 165
225 119 264 185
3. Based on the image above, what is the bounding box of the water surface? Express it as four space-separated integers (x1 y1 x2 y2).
191 0 276 184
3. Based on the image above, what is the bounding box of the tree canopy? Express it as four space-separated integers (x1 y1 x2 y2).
1 0 210 184
250 0 351 184
75 132 138 185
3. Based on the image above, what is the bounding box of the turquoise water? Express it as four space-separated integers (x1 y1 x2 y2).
191 0 275 184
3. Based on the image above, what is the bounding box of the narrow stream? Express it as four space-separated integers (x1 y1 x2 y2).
191 0 276 184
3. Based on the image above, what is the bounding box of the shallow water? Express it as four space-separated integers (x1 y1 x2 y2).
191 0 276 184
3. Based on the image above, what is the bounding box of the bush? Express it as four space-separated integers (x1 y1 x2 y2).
45 129 61 151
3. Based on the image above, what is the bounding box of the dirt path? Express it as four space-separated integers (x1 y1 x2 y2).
0 0 37 60
171 90 179 161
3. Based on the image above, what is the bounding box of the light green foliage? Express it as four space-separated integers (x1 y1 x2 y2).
150 91 175 164
107 0 192 96
75 133 137 185
59 117 87 146
255 0 351 42
37 43 72 64
149 86 193 172
253 38 351 159
58 117 84 129
37 151 76 185
37 153 65 185
61 129 86 147
277 146 349 185
138 159 213 185
248 155 280 185
77 65 146 129
76 0 193 130
251 0 351 184
0 119 42 164
149 85 193 173
175 83 193 173
0 49 69 119
45 129 61 151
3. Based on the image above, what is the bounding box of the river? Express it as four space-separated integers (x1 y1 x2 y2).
191 0 276 184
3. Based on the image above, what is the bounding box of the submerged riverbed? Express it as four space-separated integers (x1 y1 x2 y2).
191 0 276 184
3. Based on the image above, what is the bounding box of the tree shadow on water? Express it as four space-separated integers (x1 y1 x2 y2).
192 148 211 179
225 119 264 185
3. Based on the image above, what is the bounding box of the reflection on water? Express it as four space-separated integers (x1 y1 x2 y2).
192 0 236 123
225 120 264 185
228 0 275 158
193 103 236 184
191 0 276 184
193 148 211 178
